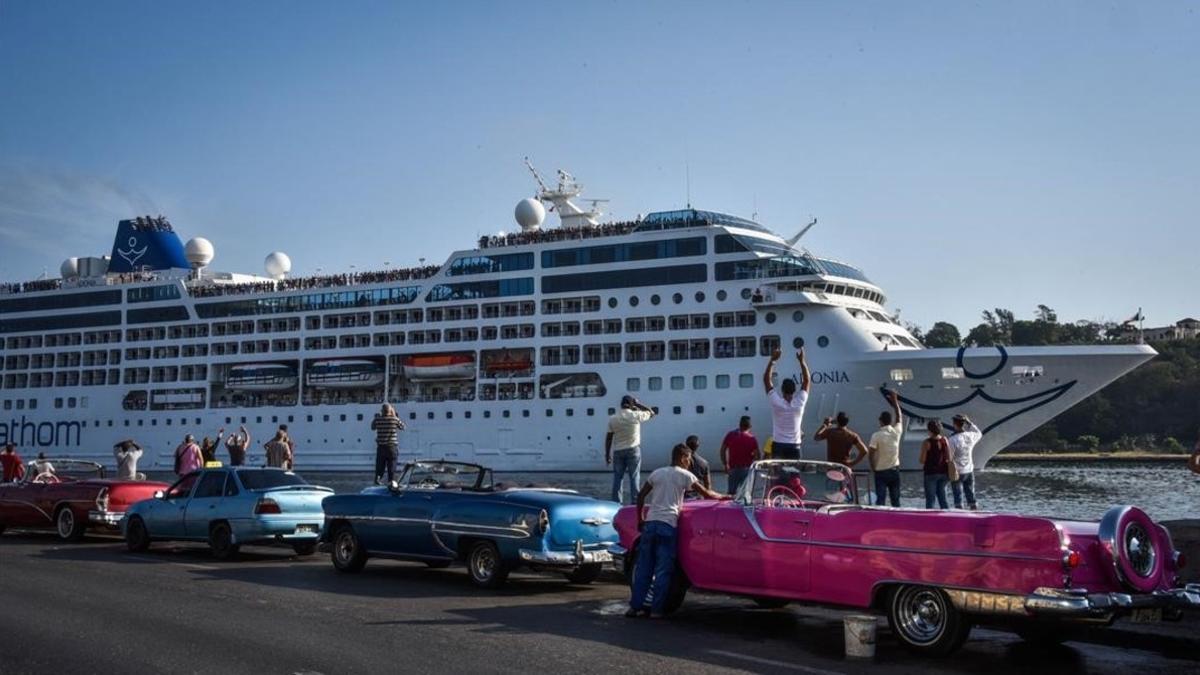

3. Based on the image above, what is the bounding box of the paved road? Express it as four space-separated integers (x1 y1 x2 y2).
1 532 1197 674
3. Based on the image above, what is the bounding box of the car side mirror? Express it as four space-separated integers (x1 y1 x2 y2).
154 490 165 499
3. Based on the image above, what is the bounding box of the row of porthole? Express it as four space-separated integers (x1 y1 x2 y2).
607 290 715 309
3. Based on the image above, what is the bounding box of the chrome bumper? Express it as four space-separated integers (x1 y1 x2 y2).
88 510 124 527
518 540 614 567
1025 584 1200 618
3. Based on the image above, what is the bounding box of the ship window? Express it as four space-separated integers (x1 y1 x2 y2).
648 377 662 391
650 294 660 305
54 397 62 409
409 413 416 420
428 412 435 419
793 310 804 322
941 367 964 379
545 409 552 417
670 376 684 390
503 410 510 418
627 378 640 392
817 336 829 348
608 298 617 308
107 420 113 427
672 406 681 415
765 312 776 324
741 288 752 299
2 401 9 410
587 408 595 416
716 374 730 389
446 412 453 419
890 369 914 381
695 291 705 303
672 293 682 304
483 411 490 418
68 397 76 408
693 376 707 390
739 374 754 388
541 237 706 268
696 405 704 414
760 335 780 356
1012 365 1044 377
543 264 707 294
717 290 727 301
522 410 530 418
629 296 639 307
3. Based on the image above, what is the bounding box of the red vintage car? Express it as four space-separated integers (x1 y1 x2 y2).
0 458 169 541
611 459 1199 655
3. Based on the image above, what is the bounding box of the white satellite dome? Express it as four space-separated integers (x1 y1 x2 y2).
265 251 292 279
60 257 80 279
185 237 215 269
514 198 546 231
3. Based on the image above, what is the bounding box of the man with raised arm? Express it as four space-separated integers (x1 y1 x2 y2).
762 348 810 460
949 414 983 510
868 390 904 506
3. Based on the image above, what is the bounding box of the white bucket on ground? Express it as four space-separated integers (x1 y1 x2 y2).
843 614 877 658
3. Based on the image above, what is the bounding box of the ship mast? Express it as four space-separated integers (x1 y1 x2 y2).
523 157 606 229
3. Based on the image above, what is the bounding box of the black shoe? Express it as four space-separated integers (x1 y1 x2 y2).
624 608 647 618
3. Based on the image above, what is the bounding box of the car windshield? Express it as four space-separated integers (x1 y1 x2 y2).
401 461 489 491
25 459 103 483
739 460 857 507
236 469 309 490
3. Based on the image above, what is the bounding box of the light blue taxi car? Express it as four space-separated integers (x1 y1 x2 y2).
122 467 331 559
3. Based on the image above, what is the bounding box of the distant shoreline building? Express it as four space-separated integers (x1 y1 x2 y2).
1141 318 1200 342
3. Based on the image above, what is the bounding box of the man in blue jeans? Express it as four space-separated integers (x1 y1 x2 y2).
606 395 656 504
867 390 903 506
627 444 728 618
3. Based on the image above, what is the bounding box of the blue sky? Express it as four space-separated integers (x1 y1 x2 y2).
1 1 1196 332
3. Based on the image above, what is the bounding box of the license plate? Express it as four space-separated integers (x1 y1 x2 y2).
591 551 613 562
295 524 319 534
1130 608 1161 623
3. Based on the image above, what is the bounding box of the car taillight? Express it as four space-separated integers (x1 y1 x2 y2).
255 498 281 514
1062 550 1081 570
95 488 110 512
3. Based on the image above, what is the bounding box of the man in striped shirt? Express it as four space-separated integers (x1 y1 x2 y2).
371 403 406 485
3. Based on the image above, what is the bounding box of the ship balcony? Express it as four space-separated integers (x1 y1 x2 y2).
748 283 830 309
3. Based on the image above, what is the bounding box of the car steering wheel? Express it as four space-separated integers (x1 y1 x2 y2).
34 473 59 484
767 485 803 508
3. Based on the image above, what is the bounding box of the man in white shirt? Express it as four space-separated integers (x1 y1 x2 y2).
949 414 983 510
606 395 656 504
627 444 727 618
113 439 145 481
763 348 810 459
868 390 904 506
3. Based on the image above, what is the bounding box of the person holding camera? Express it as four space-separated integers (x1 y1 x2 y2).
606 395 656 504
948 414 983 510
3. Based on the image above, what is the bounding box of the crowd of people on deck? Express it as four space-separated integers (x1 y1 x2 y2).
186 265 443 299
0 278 64 294
478 220 640 249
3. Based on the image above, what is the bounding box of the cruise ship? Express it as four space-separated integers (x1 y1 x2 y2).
0 164 1155 473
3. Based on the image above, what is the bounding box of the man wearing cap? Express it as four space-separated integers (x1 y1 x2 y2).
948 413 982 509
606 395 656 504
763 347 811 459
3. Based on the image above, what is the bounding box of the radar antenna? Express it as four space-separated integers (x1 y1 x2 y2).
522 157 604 229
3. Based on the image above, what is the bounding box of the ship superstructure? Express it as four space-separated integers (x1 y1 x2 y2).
0 168 1155 472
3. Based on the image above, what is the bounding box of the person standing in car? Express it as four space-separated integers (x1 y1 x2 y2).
371 403 406 485
763 348 811 459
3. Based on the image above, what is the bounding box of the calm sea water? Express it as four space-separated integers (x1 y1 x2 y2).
277 462 1198 523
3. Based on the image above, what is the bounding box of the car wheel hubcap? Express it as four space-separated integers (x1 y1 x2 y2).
58 510 74 537
473 547 496 580
1124 523 1156 578
336 532 355 563
898 588 945 644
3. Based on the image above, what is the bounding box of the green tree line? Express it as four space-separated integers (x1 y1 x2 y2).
909 307 1200 452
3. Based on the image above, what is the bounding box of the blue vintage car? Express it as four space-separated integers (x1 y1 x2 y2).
122 467 332 559
320 460 619 588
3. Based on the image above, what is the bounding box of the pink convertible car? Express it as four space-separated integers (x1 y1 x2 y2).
611 459 1199 655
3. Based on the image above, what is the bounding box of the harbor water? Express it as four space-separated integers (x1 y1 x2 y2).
157 461 1198 524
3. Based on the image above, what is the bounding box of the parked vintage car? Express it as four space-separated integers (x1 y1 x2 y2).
320 460 619 588
122 467 331 559
611 459 1199 655
0 459 168 541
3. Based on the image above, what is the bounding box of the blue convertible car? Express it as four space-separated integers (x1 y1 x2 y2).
320 460 619 588
123 467 332 559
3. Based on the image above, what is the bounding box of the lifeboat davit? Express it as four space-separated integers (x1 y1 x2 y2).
401 354 476 381
226 363 299 391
